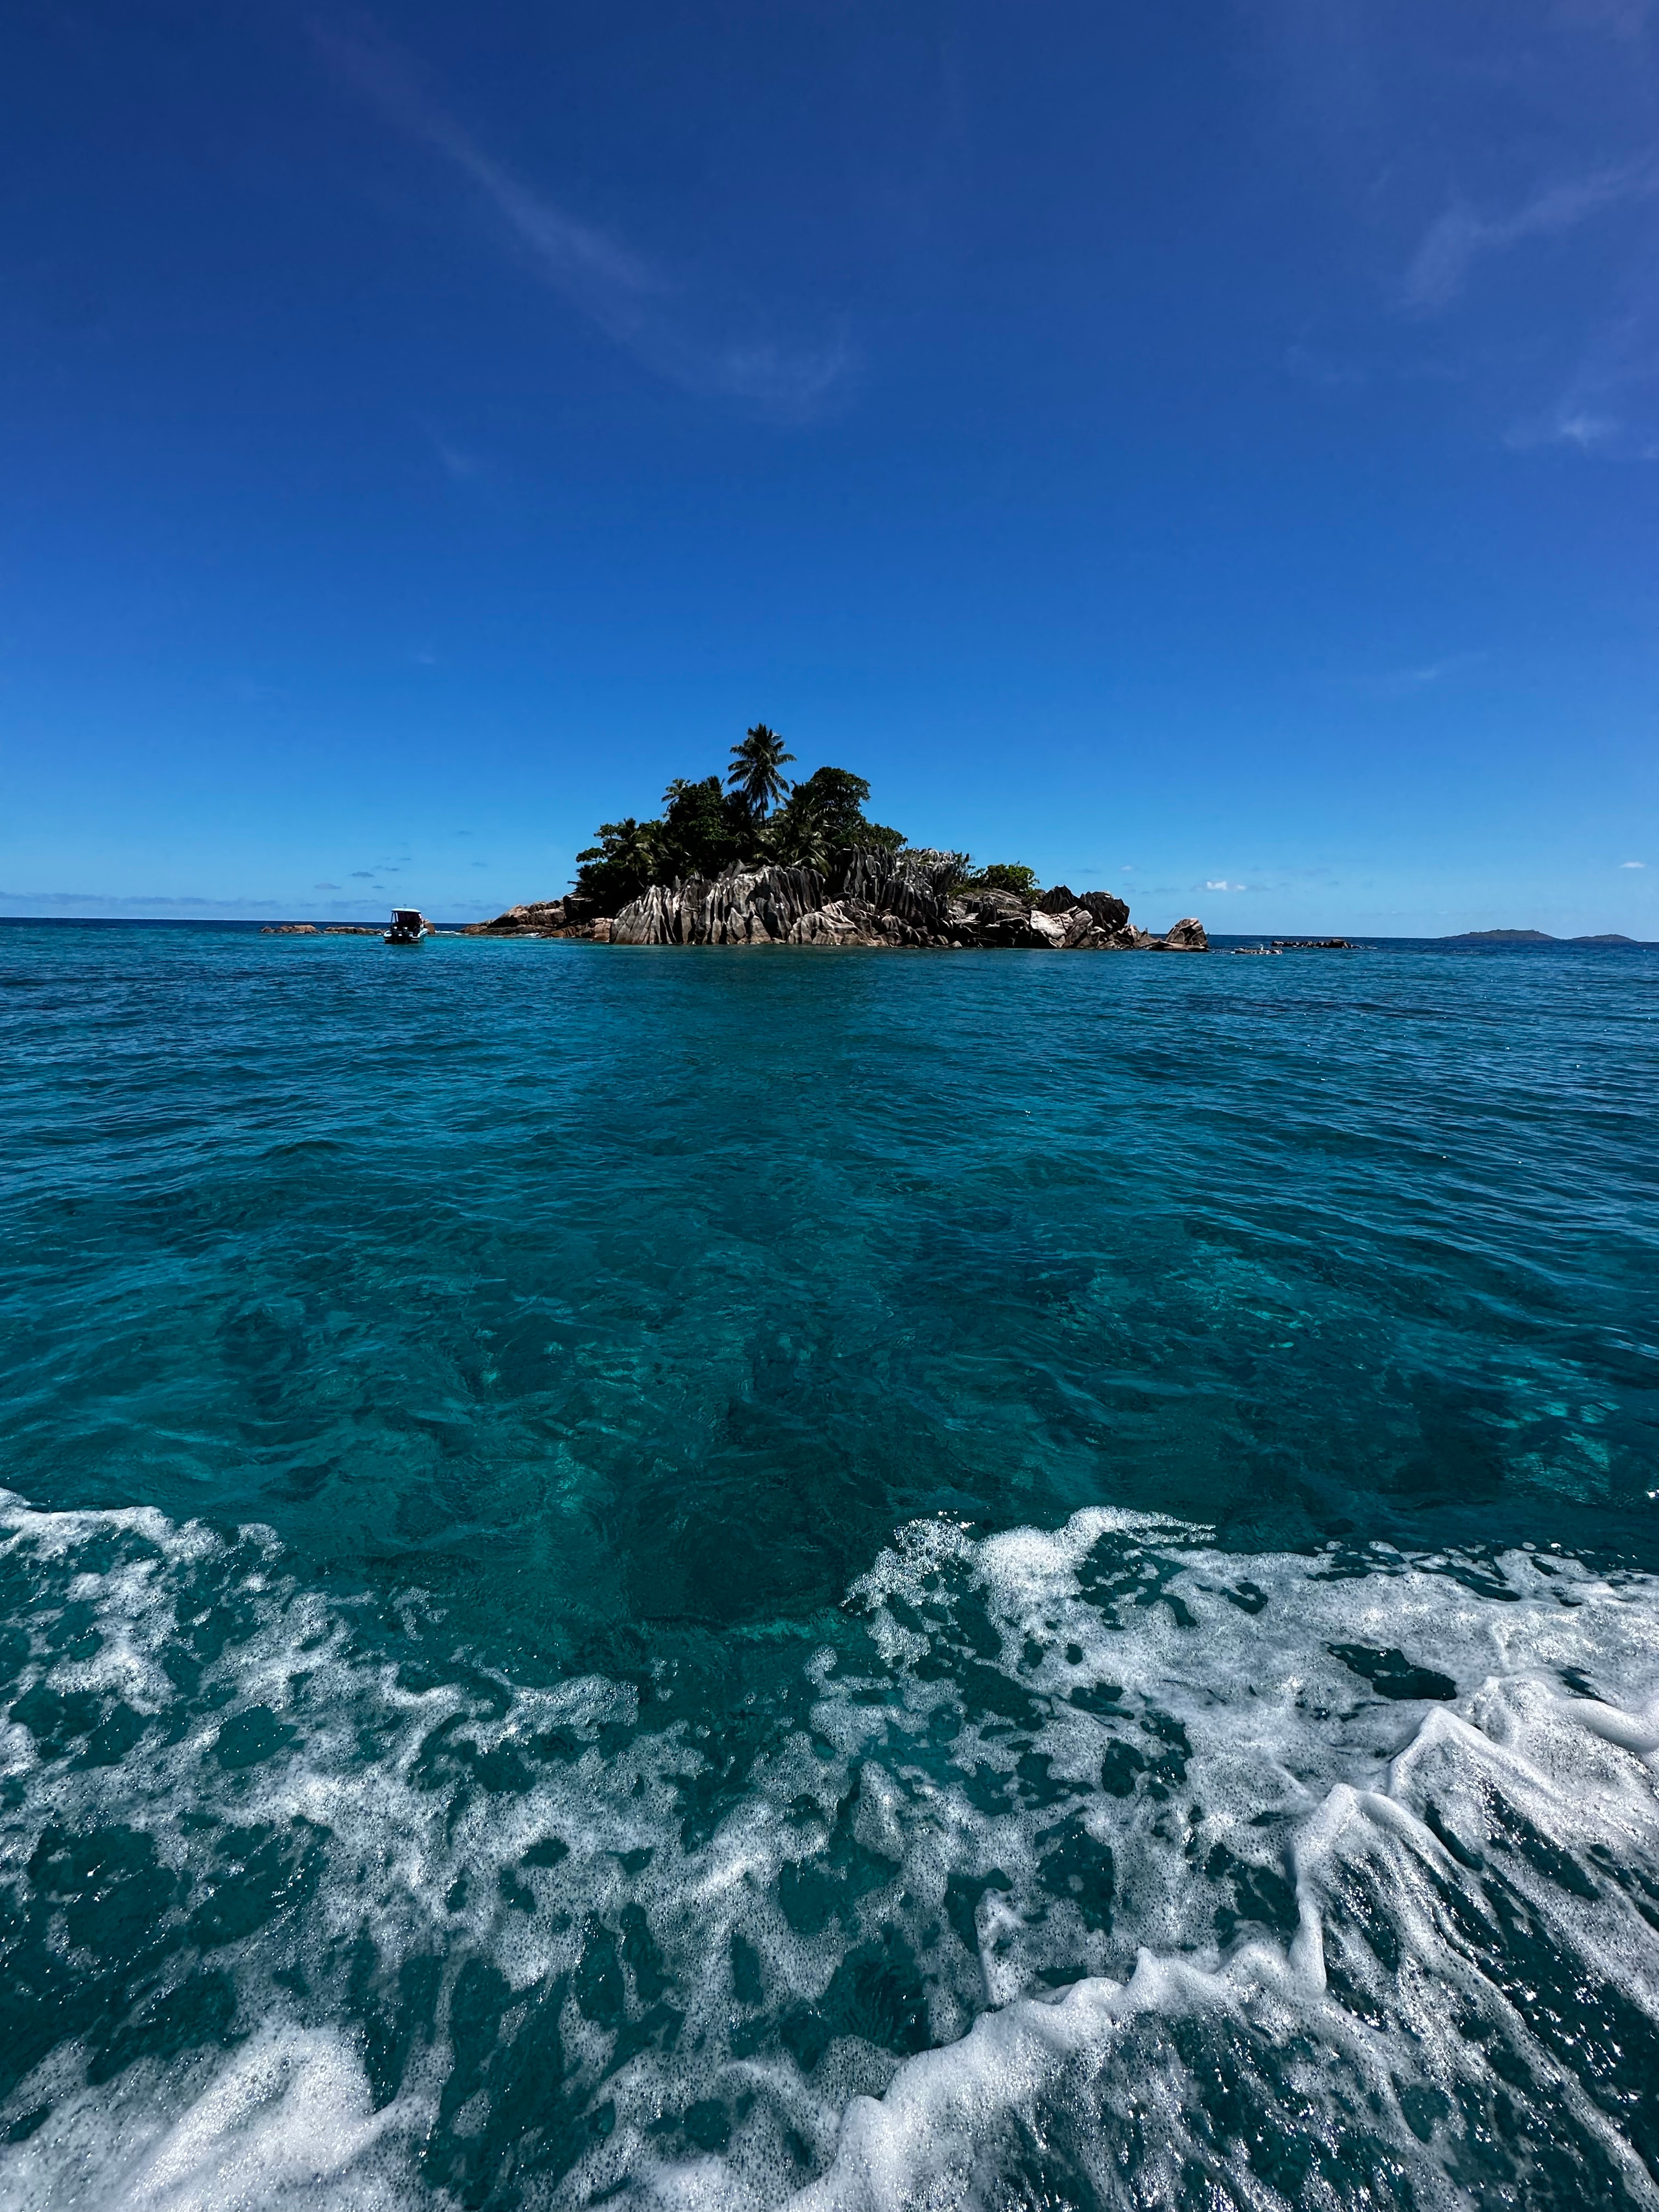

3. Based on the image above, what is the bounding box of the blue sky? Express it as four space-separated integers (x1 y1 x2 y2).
2 0 1655 934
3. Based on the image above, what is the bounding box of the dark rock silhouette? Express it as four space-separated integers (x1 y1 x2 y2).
1077 891 1131 932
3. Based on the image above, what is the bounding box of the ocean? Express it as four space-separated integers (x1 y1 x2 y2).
1 921 1656 2210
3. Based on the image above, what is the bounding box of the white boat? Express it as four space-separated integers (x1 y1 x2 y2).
384 909 428 945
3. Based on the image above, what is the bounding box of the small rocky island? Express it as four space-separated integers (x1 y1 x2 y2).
468 856 1207 951
466 726 1209 952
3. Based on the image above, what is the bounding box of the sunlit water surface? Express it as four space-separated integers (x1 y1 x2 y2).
1 923 1656 2210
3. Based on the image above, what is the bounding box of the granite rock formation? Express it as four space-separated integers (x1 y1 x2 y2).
461 898 609 940
466 849 1207 951
1159 916 1210 952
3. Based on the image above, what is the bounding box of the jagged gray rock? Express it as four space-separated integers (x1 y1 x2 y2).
786 899 934 947
1158 917 1209 951
832 850 952 932
612 866 828 945
787 900 881 946
1077 890 1130 932
943 890 1034 946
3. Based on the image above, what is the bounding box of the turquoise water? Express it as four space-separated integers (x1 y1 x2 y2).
2 923 1657 2209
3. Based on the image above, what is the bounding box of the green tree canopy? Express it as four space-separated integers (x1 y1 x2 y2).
574 724 981 910
657 777 752 881
768 767 905 861
573 817 663 910
964 862 1042 899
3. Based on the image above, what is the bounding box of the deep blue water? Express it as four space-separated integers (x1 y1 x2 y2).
2 922 1657 2210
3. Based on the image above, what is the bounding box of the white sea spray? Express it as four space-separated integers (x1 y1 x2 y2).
3 1492 1659 2209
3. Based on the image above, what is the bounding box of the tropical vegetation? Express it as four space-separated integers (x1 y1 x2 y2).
573 725 1036 911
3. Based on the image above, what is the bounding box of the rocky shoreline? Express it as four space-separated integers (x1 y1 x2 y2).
465 850 1209 951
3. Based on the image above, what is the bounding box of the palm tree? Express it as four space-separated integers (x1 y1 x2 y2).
727 723 795 820
588 816 662 899
611 816 659 879
768 803 831 874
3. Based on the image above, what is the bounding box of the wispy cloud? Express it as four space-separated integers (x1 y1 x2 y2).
1402 159 1659 312
1368 650 1486 698
1252 1 1659 456
1505 404 1659 455
314 881 341 890
1501 298 1659 458
1621 858 1646 867
1284 342 1366 391
1539 408 1622 449
417 417 490 487
317 25 852 416
1555 0 1655 39
1205 879 1248 892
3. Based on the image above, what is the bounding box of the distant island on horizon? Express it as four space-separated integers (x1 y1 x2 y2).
1443 929 1641 945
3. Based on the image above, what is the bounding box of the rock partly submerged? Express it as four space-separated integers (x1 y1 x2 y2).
467 850 1208 951
1232 936 1355 956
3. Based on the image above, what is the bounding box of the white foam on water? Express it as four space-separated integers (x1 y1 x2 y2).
783 1513 1659 2209
1 2028 416 2212
5 1491 1659 2210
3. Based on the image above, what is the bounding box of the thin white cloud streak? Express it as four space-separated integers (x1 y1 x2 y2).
1622 859 1646 867
1503 296 1659 458
1369 651 1486 697
1250 2 1659 456
1402 158 1659 311
1550 409 1622 448
417 418 488 486
317 26 851 415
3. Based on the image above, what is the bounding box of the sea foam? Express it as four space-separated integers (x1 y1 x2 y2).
4 1492 1659 2209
